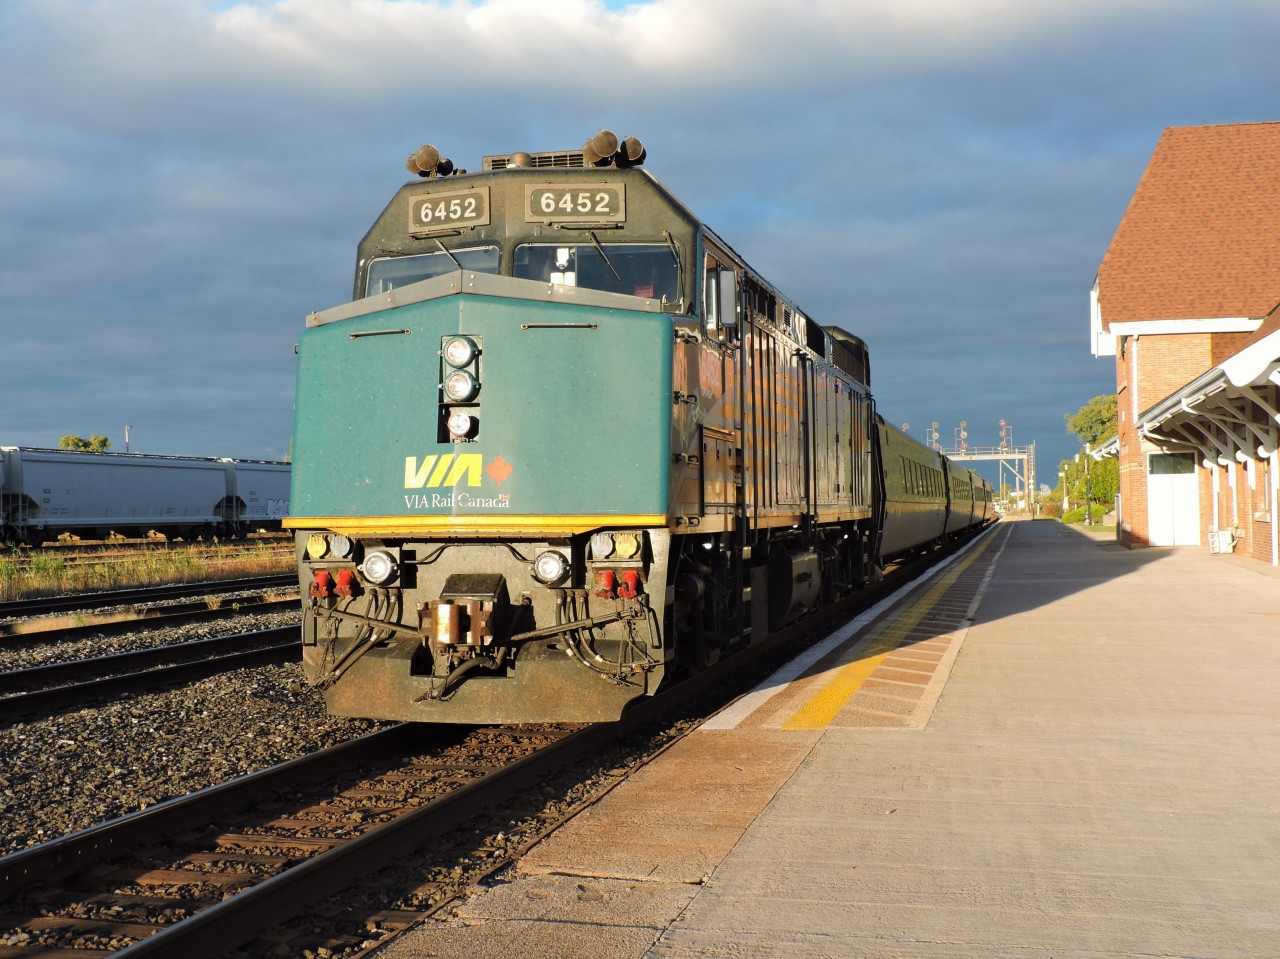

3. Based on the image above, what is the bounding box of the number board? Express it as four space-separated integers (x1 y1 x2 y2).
408 187 491 235
525 184 626 224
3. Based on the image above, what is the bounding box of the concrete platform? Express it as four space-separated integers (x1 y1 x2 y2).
375 519 1280 959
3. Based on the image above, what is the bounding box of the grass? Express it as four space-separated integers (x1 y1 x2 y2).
1070 523 1117 533
0 542 296 603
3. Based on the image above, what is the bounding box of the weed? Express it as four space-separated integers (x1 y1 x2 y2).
0 543 294 603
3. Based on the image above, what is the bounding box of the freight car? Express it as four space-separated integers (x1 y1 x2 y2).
284 131 991 724
0 447 290 545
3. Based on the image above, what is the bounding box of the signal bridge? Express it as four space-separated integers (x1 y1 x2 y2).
938 442 1037 513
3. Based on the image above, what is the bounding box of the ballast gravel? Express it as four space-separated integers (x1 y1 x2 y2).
0 604 388 856
0 590 300 672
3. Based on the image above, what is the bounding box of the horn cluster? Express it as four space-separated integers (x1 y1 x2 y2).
405 130 646 176
406 144 455 178
582 129 645 167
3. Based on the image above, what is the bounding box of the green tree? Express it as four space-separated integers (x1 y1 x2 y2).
1065 394 1117 447
1061 394 1118 510
59 435 111 452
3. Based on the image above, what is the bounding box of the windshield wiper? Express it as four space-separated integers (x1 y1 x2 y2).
661 230 684 309
431 237 464 272
584 230 622 281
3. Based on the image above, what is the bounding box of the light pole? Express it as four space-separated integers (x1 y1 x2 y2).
1059 471 1067 513
1083 443 1093 526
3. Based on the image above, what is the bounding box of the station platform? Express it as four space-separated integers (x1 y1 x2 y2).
376 518 1280 959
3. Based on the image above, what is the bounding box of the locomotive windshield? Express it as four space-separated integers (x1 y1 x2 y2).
514 243 678 302
365 245 500 296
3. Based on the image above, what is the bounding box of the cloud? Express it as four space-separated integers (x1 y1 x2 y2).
0 0 1236 129
2 0 1278 474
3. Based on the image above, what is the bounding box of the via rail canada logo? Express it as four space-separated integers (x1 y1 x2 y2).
403 453 514 509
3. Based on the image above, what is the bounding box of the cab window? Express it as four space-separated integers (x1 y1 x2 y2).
513 243 678 302
703 252 739 336
365 246 500 296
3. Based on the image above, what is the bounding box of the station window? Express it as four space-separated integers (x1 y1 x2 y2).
1148 452 1196 475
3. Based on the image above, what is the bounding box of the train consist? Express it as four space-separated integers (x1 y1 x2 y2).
0 447 290 545
284 131 992 724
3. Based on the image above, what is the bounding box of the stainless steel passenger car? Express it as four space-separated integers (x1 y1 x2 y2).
877 420 948 560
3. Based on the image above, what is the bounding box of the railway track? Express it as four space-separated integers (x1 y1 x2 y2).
0 529 991 956
0 723 602 957
0 581 890 956
0 626 297 723
1 595 298 647
0 575 298 620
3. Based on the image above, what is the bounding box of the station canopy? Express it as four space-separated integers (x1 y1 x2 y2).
1134 306 1280 467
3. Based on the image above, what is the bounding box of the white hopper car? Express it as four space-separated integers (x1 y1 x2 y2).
0 447 290 545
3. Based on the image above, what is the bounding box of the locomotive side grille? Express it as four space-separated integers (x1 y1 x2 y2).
483 150 589 171
828 345 867 384
826 326 871 386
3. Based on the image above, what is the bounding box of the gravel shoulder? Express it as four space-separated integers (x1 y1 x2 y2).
0 636 387 854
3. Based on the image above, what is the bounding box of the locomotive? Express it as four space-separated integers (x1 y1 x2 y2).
284 131 991 724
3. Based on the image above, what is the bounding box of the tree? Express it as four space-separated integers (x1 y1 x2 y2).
1065 394 1117 447
1061 395 1117 510
59 435 111 452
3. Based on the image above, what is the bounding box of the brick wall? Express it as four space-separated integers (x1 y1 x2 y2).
1198 463 1214 546
1205 457 1276 562
1247 458 1274 564
1115 341 1143 546
1117 449 1147 547
1116 331 1247 549
1135 334 1213 409
1209 331 1254 365
1225 463 1248 556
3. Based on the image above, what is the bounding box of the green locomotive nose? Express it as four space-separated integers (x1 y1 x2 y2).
288 273 672 535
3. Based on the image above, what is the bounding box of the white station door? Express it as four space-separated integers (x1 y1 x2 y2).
1147 452 1200 546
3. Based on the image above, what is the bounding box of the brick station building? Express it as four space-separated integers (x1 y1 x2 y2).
1091 122 1280 565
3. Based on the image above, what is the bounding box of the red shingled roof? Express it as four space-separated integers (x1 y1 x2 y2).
1097 122 1280 328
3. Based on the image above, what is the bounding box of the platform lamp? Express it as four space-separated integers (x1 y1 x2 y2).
1084 443 1093 525
1074 447 1093 525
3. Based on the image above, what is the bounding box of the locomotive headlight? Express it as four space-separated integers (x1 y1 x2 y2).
589 531 615 558
443 369 479 402
446 410 475 438
532 550 571 586
443 335 478 368
360 549 398 586
305 533 331 560
614 531 641 559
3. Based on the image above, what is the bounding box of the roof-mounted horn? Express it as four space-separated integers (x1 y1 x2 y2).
582 130 646 168
406 144 455 178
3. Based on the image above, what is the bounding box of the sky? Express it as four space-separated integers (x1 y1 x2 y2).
2 0 1277 492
